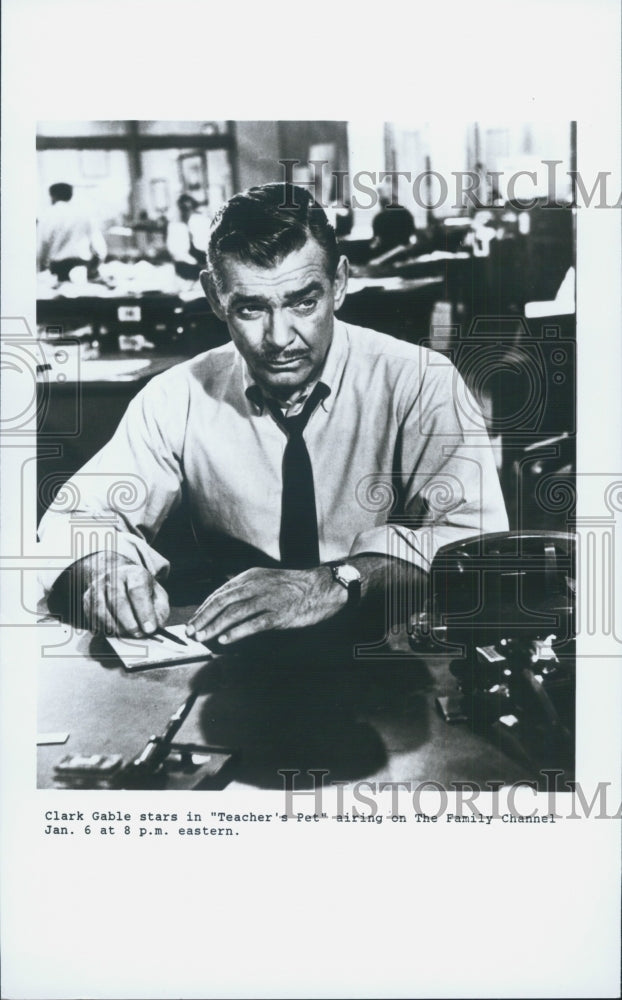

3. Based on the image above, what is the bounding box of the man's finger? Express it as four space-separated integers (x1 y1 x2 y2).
95 563 144 637
187 594 261 633
84 584 117 636
191 597 265 642
186 570 267 629
107 574 144 636
217 612 273 645
186 581 249 629
125 572 160 634
186 591 243 632
192 600 264 642
152 582 170 628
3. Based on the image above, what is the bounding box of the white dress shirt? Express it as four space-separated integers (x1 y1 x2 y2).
166 212 211 264
37 200 107 270
37 320 508 592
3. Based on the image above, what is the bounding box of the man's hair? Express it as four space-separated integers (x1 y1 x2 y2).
178 193 199 211
207 183 338 285
49 183 73 202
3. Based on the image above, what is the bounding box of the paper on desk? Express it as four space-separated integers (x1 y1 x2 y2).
77 359 152 381
106 623 213 671
35 348 153 382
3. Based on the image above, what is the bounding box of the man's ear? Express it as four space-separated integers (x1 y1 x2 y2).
200 269 226 321
332 254 349 311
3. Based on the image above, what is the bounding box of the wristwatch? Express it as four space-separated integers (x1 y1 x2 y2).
328 560 362 607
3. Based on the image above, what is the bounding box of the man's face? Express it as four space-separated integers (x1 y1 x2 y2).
207 238 348 398
179 199 194 222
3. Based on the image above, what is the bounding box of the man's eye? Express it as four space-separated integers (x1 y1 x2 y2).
292 298 318 314
236 305 263 318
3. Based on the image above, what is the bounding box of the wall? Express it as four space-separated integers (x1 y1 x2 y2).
234 121 282 190
234 120 349 199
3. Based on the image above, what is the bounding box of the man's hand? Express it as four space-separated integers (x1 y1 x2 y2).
80 554 169 637
185 566 346 647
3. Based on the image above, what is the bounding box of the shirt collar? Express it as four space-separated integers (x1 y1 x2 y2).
243 319 349 415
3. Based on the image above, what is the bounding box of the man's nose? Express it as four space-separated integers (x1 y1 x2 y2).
264 309 295 349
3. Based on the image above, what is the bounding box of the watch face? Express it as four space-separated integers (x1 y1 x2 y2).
336 563 360 585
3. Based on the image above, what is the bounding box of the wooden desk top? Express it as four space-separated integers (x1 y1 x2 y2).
37 606 534 793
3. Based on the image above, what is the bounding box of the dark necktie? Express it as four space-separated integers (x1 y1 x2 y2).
264 382 329 569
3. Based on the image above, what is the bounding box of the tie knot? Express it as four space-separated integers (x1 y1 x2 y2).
267 382 330 435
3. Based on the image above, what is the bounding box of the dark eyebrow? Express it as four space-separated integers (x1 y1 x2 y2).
282 281 323 305
229 293 270 310
229 281 324 311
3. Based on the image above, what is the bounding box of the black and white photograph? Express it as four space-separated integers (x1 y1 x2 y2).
34 119 578 793
1 2 620 999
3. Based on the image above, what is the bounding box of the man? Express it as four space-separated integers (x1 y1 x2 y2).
166 193 211 280
370 182 416 256
37 182 107 281
38 183 508 647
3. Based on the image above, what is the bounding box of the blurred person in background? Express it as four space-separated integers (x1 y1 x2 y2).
370 180 416 256
37 182 107 281
167 193 211 280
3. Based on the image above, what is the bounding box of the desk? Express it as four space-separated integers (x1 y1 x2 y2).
37 291 231 356
38 603 538 793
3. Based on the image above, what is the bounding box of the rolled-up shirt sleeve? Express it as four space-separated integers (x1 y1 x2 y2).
37 372 188 595
348 353 508 571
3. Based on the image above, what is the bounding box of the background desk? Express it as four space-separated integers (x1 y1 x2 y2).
38 605 536 793
37 274 444 353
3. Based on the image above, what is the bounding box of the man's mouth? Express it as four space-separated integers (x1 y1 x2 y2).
263 354 308 368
